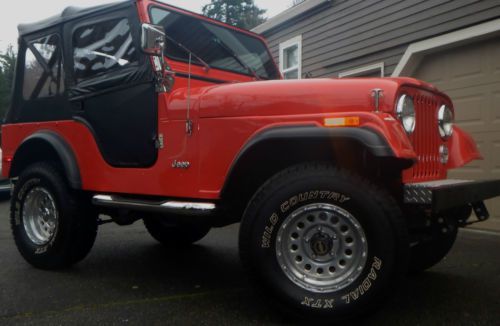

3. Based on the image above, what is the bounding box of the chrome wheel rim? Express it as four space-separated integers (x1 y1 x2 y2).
276 203 368 293
22 187 58 246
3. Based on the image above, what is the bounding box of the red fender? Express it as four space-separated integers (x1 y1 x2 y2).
447 126 482 169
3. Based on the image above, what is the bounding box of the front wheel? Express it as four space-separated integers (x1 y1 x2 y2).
239 164 408 322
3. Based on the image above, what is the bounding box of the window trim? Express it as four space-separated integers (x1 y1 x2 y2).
279 35 302 79
338 62 385 78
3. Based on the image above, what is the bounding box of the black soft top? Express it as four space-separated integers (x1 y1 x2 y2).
18 0 132 36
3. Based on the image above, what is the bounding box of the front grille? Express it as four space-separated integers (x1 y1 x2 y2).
403 90 446 182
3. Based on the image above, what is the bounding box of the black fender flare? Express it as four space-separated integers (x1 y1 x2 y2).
241 126 396 157
10 131 81 189
221 125 397 198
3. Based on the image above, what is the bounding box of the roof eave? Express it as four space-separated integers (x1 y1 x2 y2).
252 0 331 35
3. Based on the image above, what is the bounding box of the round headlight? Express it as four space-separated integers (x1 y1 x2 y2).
438 105 454 139
396 94 416 134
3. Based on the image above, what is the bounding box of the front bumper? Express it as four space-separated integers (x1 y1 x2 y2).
404 179 500 213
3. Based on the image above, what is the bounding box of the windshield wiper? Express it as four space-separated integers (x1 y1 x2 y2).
212 38 261 80
164 34 211 72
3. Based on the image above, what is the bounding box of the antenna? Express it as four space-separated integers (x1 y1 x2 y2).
186 53 193 135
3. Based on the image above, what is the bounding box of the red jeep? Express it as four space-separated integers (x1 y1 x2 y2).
2 0 500 321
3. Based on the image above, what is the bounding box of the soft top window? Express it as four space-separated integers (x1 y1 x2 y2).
23 34 64 100
150 7 280 80
73 17 139 82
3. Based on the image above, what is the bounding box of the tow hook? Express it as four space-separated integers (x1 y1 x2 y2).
461 202 490 226
472 202 489 221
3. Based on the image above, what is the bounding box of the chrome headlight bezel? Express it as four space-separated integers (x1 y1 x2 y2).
396 94 416 134
438 105 454 139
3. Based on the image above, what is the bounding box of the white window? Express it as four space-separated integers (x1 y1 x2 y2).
338 62 385 78
279 35 302 79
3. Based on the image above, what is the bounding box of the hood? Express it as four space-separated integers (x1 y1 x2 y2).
195 77 442 119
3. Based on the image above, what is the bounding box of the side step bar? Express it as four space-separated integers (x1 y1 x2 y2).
92 195 216 217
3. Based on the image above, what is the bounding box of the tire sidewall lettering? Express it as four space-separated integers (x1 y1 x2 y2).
280 190 350 215
261 190 351 249
300 256 383 309
254 186 395 313
14 178 41 226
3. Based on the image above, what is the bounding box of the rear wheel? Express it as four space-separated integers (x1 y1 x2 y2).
11 162 98 270
143 217 211 246
239 164 408 322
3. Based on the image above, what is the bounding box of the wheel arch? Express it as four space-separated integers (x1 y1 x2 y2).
10 131 81 189
220 126 412 222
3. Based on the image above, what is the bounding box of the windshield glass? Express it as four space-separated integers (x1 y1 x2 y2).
150 7 280 80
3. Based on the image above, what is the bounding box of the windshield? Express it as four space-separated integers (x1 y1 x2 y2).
150 7 280 80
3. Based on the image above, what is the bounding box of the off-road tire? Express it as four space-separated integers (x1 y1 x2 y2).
143 218 211 246
11 162 98 270
409 220 458 273
239 163 409 322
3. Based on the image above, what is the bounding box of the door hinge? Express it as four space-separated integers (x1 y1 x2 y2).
155 134 164 149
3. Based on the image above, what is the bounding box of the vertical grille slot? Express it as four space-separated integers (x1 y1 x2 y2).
405 92 445 182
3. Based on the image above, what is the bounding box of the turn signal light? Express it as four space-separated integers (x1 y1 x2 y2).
324 117 360 127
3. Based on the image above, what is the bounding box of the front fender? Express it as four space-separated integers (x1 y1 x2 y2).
221 125 411 197
447 126 482 169
241 126 397 158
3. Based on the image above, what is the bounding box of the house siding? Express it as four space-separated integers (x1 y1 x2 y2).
259 0 500 78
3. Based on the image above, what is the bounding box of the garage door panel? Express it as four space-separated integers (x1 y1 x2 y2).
455 132 500 176
486 196 500 221
494 40 500 73
493 140 500 173
448 91 486 131
489 138 500 223
415 56 445 84
488 125 500 224
493 89 500 123
446 83 500 133
418 39 499 91
447 44 484 82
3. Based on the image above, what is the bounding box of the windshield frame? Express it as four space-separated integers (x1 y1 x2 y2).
147 4 280 80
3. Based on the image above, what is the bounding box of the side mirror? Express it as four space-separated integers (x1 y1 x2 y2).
141 23 166 56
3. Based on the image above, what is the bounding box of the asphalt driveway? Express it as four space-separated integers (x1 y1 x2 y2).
0 197 499 325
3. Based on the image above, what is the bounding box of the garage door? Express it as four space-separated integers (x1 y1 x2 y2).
413 37 500 231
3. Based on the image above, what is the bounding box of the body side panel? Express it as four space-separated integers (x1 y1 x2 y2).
1 108 417 200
